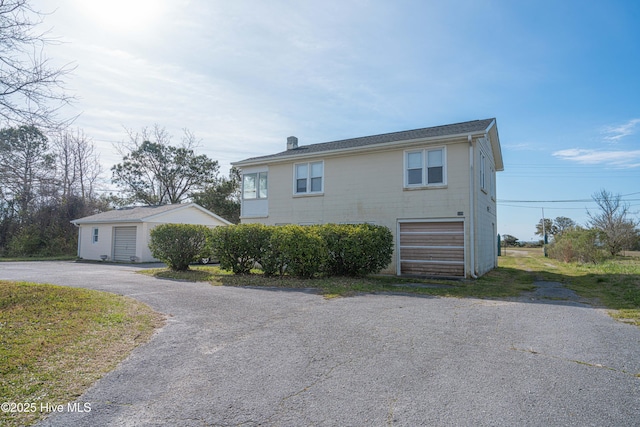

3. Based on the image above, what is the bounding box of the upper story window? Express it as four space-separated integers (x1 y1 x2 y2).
480 153 487 191
405 147 445 187
480 151 496 199
243 172 268 199
92 228 99 243
295 161 323 194
490 165 496 199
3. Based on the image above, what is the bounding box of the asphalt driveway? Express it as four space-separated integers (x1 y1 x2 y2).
2 261 639 426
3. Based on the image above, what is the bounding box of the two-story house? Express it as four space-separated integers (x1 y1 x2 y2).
232 118 503 278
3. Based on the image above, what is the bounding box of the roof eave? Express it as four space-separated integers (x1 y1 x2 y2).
485 120 504 171
233 129 492 167
71 218 145 225
71 203 234 226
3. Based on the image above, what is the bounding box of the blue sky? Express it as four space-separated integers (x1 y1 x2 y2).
34 0 640 240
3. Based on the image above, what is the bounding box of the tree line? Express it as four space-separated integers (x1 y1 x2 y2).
502 189 640 261
0 2 238 257
0 124 240 257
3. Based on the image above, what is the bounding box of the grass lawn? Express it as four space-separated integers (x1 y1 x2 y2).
142 263 537 299
142 248 640 325
0 281 164 427
501 247 640 325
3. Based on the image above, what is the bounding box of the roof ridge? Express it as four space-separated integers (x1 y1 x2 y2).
234 118 496 165
304 118 495 147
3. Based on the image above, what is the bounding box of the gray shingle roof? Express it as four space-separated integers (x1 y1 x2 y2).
71 204 189 224
235 118 496 165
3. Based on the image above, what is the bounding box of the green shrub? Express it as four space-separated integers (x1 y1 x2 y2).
149 223 211 271
209 223 394 278
258 227 285 277
270 225 327 278
210 224 270 274
5 223 79 258
6 225 44 257
547 228 605 264
319 224 394 276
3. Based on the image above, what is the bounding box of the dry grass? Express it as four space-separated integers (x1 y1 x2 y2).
143 250 639 326
0 281 165 427
142 263 537 299
500 247 640 325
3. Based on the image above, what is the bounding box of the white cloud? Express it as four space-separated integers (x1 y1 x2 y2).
553 148 640 168
602 118 640 142
502 142 540 151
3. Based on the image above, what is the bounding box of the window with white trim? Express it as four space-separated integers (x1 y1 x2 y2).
295 161 323 194
405 147 445 187
243 172 268 199
480 153 487 191
92 228 99 243
490 165 496 199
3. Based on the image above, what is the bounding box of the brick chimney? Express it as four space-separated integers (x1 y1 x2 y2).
287 136 298 150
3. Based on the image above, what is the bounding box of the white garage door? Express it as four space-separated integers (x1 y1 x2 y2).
399 221 464 277
113 226 137 261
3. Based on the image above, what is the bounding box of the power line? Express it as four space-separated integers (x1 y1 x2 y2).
497 204 594 210
498 194 640 204
498 199 593 203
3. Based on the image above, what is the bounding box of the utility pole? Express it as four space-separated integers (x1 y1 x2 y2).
542 207 548 257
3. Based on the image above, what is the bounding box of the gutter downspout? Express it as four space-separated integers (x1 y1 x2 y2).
468 135 478 279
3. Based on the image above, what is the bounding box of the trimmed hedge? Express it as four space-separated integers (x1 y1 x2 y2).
149 223 211 271
209 223 270 274
319 223 394 277
209 223 393 278
269 225 328 278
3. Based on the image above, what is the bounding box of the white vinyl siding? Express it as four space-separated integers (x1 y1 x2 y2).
405 147 445 187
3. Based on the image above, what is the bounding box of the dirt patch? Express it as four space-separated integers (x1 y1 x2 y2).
501 248 547 258
516 280 595 306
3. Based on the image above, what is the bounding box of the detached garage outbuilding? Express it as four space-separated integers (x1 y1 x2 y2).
71 203 231 262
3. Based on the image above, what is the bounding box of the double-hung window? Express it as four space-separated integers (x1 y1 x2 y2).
243 172 268 199
405 147 445 187
295 161 323 194
480 153 487 191
92 228 99 243
490 165 496 199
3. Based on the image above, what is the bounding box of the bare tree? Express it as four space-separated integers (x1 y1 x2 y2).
588 189 639 256
53 128 103 200
0 0 73 127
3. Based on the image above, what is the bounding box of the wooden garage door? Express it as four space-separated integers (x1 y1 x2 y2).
399 221 464 277
113 226 137 262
